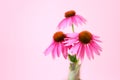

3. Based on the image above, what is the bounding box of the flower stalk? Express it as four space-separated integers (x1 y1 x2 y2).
68 24 81 80
72 24 75 33
68 60 81 80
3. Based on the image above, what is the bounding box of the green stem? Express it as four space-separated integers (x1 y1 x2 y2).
72 24 75 33
68 62 81 80
68 24 81 80
69 24 78 63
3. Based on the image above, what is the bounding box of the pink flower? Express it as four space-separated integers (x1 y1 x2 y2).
66 31 102 60
44 31 70 59
57 10 86 29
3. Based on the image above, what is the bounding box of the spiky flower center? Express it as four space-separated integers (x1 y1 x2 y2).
53 31 66 42
79 31 92 44
65 10 76 18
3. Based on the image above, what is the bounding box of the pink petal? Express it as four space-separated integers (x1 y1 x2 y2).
76 43 83 61
70 43 80 55
79 44 85 61
57 18 68 29
92 41 102 51
76 15 86 24
64 38 78 46
61 44 67 59
57 43 61 57
75 16 82 25
90 42 100 55
44 41 55 55
68 17 73 27
88 44 94 59
64 47 68 59
75 15 86 25
71 16 78 26
52 43 57 58
93 36 102 42
76 43 82 55
76 43 81 59
94 38 102 42
85 45 91 60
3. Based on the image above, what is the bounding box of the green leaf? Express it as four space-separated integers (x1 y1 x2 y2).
68 54 78 63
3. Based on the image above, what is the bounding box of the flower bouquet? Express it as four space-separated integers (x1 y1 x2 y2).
44 10 102 80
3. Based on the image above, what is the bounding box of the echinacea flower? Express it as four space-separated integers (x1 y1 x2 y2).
57 10 86 29
66 31 102 60
44 31 69 59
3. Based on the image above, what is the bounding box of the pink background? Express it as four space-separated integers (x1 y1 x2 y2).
0 0 120 80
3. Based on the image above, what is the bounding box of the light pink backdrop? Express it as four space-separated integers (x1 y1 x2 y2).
0 0 120 80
